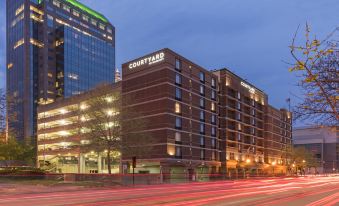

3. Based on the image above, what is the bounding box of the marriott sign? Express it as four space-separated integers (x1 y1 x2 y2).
129 52 165 69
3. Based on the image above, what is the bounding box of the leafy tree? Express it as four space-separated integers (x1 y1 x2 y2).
288 24 339 126
0 138 35 165
79 92 152 174
289 146 318 170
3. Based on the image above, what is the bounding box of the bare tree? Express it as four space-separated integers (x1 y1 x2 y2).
78 92 152 174
289 24 339 126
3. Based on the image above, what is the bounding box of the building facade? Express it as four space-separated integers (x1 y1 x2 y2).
37 48 292 177
6 0 115 142
37 83 121 173
294 126 339 173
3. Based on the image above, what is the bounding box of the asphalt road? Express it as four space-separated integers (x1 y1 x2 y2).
0 176 339 206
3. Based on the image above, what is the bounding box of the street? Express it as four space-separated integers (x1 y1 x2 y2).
0 176 339 206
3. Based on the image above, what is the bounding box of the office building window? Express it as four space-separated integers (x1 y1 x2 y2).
91 19 97 26
200 150 205 160
211 114 216 124
63 4 70 12
200 98 205 108
200 111 205 121
200 85 205 96
175 88 182 100
175 59 181 71
200 136 205 147
199 72 205 82
82 15 89 21
175 73 182 85
211 90 216 100
72 10 80 17
47 15 54 27
53 0 61 7
175 132 181 142
212 127 216 137
175 102 181 114
211 102 216 112
212 78 216 88
200 123 205 134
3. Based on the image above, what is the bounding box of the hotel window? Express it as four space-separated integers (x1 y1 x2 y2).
72 10 80 17
237 123 241 131
175 102 181 114
230 152 235 160
237 102 241 110
200 123 205 134
212 151 217 161
211 90 216 100
236 112 241 121
200 150 205 160
251 127 255 135
175 73 182 85
237 92 241 100
175 117 182 129
200 98 205 109
200 111 205 121
211 78 216 88
212 127 216 137
53 0 61 7
252 137 256 144
82 15 89 21
175 88 182 100
175 147 182 157
63 4 70 12
199 72 205 82
211 114 216 125
251 109 255 116
251 99 255 107
175 58 181 71
238 133 241 141
200 136 205 147
211 138 216 149
251 118 255 126
211 102 216 112
200 85 205 96
175 132 181 142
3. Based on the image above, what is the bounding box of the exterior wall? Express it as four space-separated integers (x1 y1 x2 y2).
6 0 115 142
121 49 220 177
293 126 339 173
37 83 121 174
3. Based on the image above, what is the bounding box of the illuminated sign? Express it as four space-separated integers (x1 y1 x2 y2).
241 82 255 94
129 52 165 69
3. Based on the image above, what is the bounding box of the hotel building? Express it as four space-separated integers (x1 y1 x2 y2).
6 0 115 142
37 48 292 177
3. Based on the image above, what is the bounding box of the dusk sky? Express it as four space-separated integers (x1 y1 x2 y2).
0 0 338 126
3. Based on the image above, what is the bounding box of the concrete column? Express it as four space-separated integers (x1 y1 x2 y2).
98 155 102 173
79 154 86 173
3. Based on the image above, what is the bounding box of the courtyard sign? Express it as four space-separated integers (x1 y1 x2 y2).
129 52 165 69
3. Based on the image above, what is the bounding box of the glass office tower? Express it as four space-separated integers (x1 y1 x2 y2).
6 0 115 143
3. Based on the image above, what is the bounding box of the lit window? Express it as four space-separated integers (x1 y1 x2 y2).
238 133 241 141
13 39 25 49
211 114 216 124
99 23 105 30
63 4 70 12
211 90 216 100
238 123 241 131
211 102 216 112
72 10 80 17
91 19 97 26
82 15 89 21
237 102 241 110
237 112 241 120
175 73 181 85
15 4 24 16
175 132 181 142
237 92 241 99
53 0 61 7
211 127 216 137
175 59 181 71
7 63 13 70
175 102 181 114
